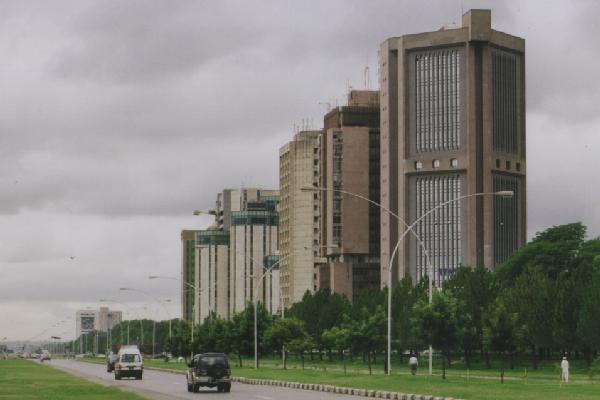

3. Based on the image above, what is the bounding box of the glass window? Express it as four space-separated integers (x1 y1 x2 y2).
415 161 423 170
432 160 440 168
450 159 458 168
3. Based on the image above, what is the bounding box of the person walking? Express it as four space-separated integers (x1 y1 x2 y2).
560 356 570 383
409 354 418 376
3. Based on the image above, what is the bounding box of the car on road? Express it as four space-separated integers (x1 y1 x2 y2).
186 353 231 393
39 350 51 362
106 350 117 372
114 345 143 380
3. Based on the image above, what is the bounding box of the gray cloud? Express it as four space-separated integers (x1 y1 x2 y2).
1 0 599 339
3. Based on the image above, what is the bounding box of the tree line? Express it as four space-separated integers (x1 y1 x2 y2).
66 223 600 377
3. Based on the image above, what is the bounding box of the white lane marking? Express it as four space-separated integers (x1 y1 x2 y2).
254 396 274 400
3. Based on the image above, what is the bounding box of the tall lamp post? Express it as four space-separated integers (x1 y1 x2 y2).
302 185 514 375
148 275 203 359
119 287 173 341
100 299 143 346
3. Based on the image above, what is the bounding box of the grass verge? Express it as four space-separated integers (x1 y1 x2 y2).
0 358 144 400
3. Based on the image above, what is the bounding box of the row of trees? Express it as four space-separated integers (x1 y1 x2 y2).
65 223 600 377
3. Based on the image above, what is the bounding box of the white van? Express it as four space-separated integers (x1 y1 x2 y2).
114 345 143 380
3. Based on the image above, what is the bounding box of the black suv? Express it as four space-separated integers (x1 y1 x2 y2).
186 353 231 393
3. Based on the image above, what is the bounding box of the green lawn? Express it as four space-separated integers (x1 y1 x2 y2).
140 357 600 400
0 358 144 400
76 356 600 400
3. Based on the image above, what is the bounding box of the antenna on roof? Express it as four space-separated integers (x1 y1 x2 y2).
364 66 371 90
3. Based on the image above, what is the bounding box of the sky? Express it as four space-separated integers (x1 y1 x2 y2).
1 0 599 341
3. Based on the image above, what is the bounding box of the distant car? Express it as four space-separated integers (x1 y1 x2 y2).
186 353 231 393
40 351 51 362
114 346 143 380
106 351 117 372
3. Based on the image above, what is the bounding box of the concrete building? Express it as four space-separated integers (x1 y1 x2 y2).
195 229 230 321
229 190 280 315
180 230 198 322
192 188 281 320
76 307 122 338
278 130 321 308
317 90 381 301
379 9 526 286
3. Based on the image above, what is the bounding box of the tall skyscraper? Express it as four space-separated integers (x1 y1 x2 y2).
192 188 281 320
379 9 526 286
196 229 229 321
317 90 381 301
180 230 198 322
229 190 280 315
279 130 321 308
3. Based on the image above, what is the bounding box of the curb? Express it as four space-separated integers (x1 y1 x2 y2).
230 376 458 400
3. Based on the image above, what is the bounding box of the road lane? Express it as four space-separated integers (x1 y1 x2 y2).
48 359 359 400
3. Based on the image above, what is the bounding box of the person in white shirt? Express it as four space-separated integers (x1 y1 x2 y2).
560 356 569 383
408 354 418 375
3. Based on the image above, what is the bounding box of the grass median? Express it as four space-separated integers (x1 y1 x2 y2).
140 357 600 400
77 356 600 399
0 358 144 400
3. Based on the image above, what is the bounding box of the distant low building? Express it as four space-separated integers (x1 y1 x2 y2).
75 307 122 338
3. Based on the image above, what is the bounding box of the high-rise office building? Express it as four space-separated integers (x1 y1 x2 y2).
317 90 381 301
379 9 526 286
180 230 198 322
229 190 280 315
279 130 321 308
192 188 281 320
76 307 122 338
196 229 230 321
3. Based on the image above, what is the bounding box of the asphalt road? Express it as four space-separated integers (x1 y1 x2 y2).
48 359 359 400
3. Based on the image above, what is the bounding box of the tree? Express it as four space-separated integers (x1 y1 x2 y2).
322 326 351 373
412 291 458 379
577 257 600 367
287 290 350 360
229 302 271 367
444 265 495 367
345 305 387 375
506 266 553 369
483 296 522 383
264 317 309 370
391 276 427 358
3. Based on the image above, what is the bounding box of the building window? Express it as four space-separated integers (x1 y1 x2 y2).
450 158 458 168
432 159 440 168
415 161 423 170
506 161 511 170
415 49 461 152
516 162 521 172
414 174 462 285
496 159 501 168
492 48 522 154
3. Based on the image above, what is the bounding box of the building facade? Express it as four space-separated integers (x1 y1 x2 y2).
180 230 198 322
278 130 321 308
229 192 280 315
379 9 526 286
76 307 122 338
192 188 281 320
195 230 230 321
317 90 381 301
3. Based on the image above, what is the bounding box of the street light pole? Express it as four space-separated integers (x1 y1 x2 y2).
148 275 204 360
302 185 513 376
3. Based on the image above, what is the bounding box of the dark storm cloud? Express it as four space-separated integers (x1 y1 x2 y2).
1 0 600 339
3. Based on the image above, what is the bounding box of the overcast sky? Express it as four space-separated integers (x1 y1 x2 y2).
1 0 599 341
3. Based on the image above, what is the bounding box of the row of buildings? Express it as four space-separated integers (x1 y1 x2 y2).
181 9 527 323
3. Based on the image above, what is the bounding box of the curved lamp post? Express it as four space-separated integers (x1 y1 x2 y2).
302 185 514 375
148 275 203 359
119 287 173 341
